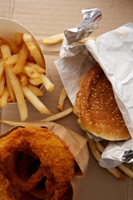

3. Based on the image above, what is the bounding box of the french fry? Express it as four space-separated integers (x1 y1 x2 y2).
0 86 9 107
41 107 73 122
0 74 5 97
5 67 16 102
27 51 35 63
26 42 45 69
0 107 73 126
0 44 2 57
23 33 45 69
0 40 2 47
105 164 124 180
95 140 133 179
13 32 23 47
0 58 5 79
26 62 46 73
27 83 43 96
7 96 12 103
9 38 20 54
41 33 97 45
86 135 124 180
0 44 12 101
41 33 64 45
21 85 51 114
78 36 97 43
5 65 28 121
29 77 42 85
0 119 29 127
58 87 67 111
23 65 40 78
95 141 105 153
0 32 54 121
19 73 29 86
1 44 11 59
0 37 10 47
39 74 54 92
2 54 19 66
118 164 133 179
13 42 29 74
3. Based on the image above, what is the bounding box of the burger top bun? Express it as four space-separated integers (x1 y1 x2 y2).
73 64 130 141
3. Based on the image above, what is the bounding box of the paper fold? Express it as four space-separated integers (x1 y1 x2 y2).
55 23 133 168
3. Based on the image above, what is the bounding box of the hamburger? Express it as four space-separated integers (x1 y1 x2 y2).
73 64 130 141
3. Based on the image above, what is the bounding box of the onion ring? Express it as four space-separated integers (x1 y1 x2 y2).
0 125 76 200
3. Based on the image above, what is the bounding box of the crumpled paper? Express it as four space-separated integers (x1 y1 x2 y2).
55 22 133 168
1 121 89 200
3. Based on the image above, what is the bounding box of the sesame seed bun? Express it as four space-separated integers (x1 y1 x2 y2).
73 64 130 141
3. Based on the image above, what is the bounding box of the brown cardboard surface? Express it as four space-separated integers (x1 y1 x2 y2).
0 0 133 199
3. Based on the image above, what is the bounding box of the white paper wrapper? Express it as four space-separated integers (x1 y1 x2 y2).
55 22 133 168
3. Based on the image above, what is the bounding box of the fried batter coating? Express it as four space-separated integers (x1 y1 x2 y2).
0 126 75 200
0 170 20 200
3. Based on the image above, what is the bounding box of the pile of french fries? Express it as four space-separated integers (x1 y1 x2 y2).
0 32 54 121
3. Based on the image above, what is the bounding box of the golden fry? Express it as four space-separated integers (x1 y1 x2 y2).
95 141 105 153
118 164 133 179
0 86 9 107
58 87 67 111
29 77 42 85
40 74 54 92
86 136 124 180
0 58 5 79
5 65 28 121
106 166 124 180
23 33 45 69
41 33 64 45
10 38 20 54
2 54 19 66
26 62 46 73
19 73 29 86
27 83 43 96
1 44 11 59
26 42 45 69
23 65 40 78
95 140 133 180
22 85 51 114
13 32 23 47
41 33 97 45
0 107 73 127
0 40 2 47
5 67 16 102
78 36 97 43
0 37 10 47
41 107 73 122
27 51 35 63
13 43 29 74
0 73 5 97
